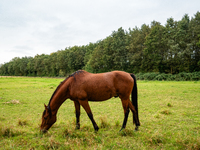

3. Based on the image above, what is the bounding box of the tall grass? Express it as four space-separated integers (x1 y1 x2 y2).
0 77 200 149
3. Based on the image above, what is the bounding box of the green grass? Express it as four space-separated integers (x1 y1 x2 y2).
0 77 200 149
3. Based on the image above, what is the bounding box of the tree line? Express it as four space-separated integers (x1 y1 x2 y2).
1 12 200 77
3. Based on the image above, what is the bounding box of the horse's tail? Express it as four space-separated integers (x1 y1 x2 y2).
130 73 140 126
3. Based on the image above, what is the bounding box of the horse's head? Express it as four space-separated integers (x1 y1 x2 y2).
40 104 56 133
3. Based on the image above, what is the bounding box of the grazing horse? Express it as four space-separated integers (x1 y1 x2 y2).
40 70 140 133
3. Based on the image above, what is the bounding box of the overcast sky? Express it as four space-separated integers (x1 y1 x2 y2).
0 0 199 64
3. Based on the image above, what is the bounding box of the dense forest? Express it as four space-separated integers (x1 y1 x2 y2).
1 12 200 77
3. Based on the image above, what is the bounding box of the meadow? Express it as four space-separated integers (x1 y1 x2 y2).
0 77 199 150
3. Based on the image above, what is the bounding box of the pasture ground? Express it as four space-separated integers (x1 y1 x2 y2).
0 77 200 150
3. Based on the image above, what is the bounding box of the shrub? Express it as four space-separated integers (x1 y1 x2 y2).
175 72 191 81
135 72 145 80
191 71 200 81
154 73 168 81
143 72 158 80
135 72 200 81
166 74 176 81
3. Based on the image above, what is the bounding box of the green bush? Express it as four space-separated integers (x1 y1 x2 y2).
135 73 144 80
191 72 200 81
174 72 190 81
135 72 200 81
143 72 158 80
154 73 168 81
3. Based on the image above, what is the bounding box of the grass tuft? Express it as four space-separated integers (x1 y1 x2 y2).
18 119 29 126
115 120 120 127
99 116 110 128
154 114 160 118
167 103 172 107
119 129 134 137
149 134 166 145
42 136 61 150
3 100 20 104
63 129 70 137
0 126 18 137
94 136 102 144
160 110 171 115
49 136 60 149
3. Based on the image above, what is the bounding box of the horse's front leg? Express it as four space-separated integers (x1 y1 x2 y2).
74 101 80 129
78 99 99 131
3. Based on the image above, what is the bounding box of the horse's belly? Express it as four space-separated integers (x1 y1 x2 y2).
87 88 116 101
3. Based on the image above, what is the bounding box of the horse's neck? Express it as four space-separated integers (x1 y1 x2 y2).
49 84 69 115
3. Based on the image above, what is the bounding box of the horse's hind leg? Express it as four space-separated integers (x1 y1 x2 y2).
78 100 99 131
120 100 130 131
74 101 80 129
127 100 140 130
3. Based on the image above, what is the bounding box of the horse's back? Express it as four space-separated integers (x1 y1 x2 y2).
69 71 134 101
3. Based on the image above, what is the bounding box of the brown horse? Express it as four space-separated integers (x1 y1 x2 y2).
40 70 140 133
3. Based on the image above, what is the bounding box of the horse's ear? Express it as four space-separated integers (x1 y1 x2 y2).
44 104 48 111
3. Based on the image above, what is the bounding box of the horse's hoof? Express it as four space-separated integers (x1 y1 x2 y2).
119 128 125 132
135 126 139 131
94 126 99 132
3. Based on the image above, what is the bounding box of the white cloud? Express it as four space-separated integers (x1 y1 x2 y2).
0 0 200 64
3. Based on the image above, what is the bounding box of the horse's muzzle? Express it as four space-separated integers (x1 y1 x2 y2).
40 129 48 133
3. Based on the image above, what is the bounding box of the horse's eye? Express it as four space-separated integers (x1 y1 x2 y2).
44 117 47 120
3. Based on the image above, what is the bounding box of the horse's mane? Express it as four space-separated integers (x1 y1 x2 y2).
68 70 85 81
47 70 85 106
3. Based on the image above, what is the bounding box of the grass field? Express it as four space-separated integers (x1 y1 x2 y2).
0 77 200 150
